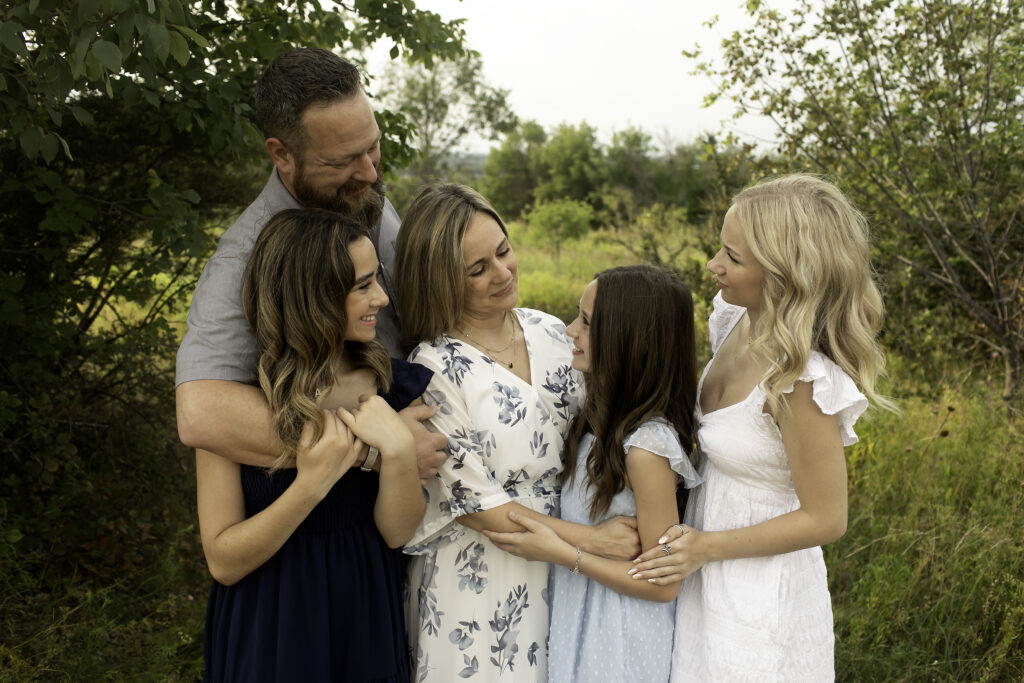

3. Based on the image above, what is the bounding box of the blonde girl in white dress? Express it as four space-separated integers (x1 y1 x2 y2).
631 174 894 681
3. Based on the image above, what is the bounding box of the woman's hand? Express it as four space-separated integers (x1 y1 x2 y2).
294 410 360 500
483 511 575 563
628 523 708 584
586 515 642 560
338 395 415 459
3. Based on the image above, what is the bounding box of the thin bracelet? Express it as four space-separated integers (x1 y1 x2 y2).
570 545 581 575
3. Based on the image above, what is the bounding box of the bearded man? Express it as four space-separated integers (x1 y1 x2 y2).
175 47 445 473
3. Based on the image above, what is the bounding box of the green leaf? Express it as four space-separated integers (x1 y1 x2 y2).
5 528 23 544
70 105 95 126
44 104 62 127
78 0 100 21
84 51 102 80
54 132 72 161
146 22 170 63
0 21 28 56
19 126 41 159
164 0 186 25
91 39 122 73
172 23 208 47
168 28 189 65
390 45 399 59
40 134 59 163
116 11 137 48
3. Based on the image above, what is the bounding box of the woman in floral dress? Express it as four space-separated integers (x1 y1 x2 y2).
395 184 641 681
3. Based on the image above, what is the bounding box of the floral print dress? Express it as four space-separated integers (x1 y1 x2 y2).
404 308 582 681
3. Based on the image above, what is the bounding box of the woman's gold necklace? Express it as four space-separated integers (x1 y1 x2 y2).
457 312 518 368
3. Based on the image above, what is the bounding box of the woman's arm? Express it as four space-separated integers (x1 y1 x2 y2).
459 504 641 561
630 380 848 583
483 448 680 601
196 411 360 585
339 396 425 547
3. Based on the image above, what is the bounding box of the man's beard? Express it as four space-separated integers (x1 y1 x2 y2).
291 163 386 229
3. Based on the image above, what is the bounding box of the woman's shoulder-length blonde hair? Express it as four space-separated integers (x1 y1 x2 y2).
394 184 510 348
731 174 893 413
243 207 391 467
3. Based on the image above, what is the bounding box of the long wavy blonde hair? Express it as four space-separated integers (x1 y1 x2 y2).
732 174 894 414
242 208 391 468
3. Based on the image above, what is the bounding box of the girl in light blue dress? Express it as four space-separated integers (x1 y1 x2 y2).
485 265 702 682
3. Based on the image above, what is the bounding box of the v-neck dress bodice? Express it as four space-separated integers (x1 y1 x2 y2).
670 293 867 682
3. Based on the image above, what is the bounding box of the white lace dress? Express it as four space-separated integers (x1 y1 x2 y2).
670 293 867 682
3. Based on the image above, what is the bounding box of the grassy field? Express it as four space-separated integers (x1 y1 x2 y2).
2 230 1020 680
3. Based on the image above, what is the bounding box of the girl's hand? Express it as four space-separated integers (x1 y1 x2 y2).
294 410 361 499
337 395 415 459
483 511 574 563
628 523 707 584
588 515 642 560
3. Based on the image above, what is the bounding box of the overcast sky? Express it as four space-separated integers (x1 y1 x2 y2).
369 0 799 153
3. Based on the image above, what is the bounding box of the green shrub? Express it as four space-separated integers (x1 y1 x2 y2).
525 199 594 256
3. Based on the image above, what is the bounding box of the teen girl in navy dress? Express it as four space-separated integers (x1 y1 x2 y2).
196 208 429 681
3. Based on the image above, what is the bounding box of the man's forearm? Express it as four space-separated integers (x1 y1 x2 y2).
176 380 284 467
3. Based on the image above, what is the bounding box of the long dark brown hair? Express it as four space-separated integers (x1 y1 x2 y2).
563 265 698 521
242 208 391 467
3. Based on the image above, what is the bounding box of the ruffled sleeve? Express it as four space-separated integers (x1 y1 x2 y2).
782 351 868 447
623 418 703 488
708 292 746 354
380 357 433 411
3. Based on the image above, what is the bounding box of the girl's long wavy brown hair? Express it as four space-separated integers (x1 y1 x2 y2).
563 265 698 521
242 208 391 468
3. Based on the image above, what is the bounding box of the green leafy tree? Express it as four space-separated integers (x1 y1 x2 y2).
0 0 466 673
605 127 658 206
376 50 517 211
534 122 607 212
690 0 1024 402
480 119 548 220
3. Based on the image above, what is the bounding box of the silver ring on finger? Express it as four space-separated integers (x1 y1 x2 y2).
661 543 672 556
673 524 686 535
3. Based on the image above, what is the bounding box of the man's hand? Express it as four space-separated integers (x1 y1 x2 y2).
586 516 642 560
397 403 447 482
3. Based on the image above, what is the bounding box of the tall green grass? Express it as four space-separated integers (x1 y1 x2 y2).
0 533 206 680
831 384 1024 681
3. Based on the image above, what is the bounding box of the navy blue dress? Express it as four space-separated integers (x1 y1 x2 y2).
203 359 432 682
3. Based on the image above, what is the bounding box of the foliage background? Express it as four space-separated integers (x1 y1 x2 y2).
1 0 1022 679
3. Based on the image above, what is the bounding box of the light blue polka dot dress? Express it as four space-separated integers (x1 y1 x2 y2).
547 418 701 683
